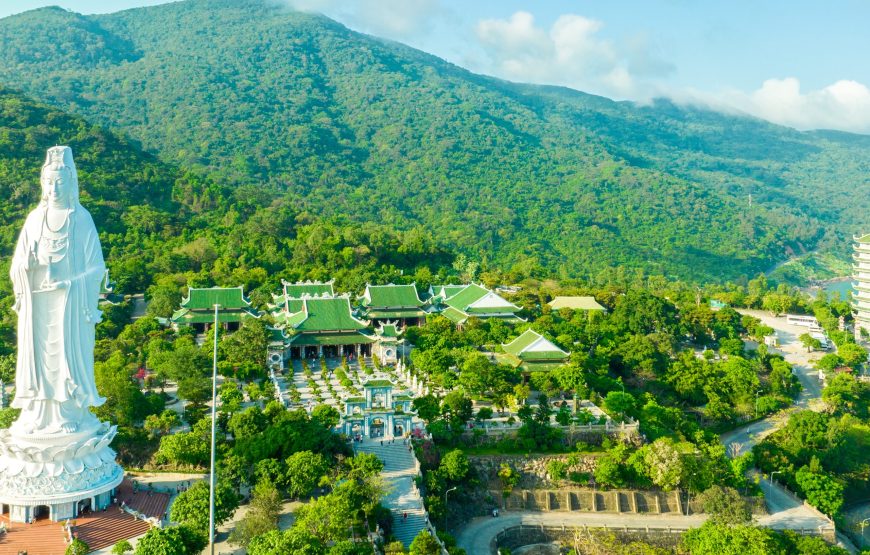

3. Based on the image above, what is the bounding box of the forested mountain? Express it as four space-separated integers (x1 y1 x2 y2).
0 0 868 282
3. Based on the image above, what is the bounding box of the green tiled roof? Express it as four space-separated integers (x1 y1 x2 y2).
367 308 427 318
268 326 291 344
346 397 366 403
502 329 569 360
171 307 258 324
364 379 394 388
393 395 413 401
431 285 467 300
289 331 375 345
277 297 368 332
856 233 870 244
181 286 251 310
548 296 606 311
444 284 519 313
363 284 423 308
377 323 401 338
441 306 468 324
282 281 334 298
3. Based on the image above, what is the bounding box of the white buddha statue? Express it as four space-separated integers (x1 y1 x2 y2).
9 146 106 435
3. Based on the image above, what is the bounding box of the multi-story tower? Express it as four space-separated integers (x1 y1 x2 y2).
852 234 870 340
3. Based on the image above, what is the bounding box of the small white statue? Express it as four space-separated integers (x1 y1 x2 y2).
9 146 106 435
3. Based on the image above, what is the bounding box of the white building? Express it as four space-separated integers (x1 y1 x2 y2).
853 234 870 339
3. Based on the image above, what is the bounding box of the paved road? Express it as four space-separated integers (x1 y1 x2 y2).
720 309 826 456
455 511 707 554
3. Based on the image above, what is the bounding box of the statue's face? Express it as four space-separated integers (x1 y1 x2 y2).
42 169 71 206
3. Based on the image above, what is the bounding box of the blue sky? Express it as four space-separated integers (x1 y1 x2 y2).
4 0 870 133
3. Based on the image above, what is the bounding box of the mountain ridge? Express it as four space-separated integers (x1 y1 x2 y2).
0 0 866 283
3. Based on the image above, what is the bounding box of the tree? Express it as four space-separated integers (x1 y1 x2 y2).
439 449 470 482
441 391 472 432
311 404 340 428
638 438 684 491
838 342 868 369
682 522 779 555
412 394 441 424
66 539 89 555
112 540 133 555
134 525 206 555
219 381 244 413
221 318 269 369
229 480 282 547
283 450 328 499
228 406 267 440
603 391 635 421
696 486 751 525
170 480 240 536
498 463 520 496
409 530 441 555
794 465 844 517
799 333 823 352
822 373 860 414
248 528 325 555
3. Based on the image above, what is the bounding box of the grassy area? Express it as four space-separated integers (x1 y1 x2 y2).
768 251 851 286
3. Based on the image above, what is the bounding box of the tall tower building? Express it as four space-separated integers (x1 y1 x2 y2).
852 234 870 340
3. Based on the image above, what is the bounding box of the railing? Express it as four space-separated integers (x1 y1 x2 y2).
488 522 832 555
465 419 640 436
120 502 163 529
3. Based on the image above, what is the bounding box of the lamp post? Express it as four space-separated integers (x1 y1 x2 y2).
208 304 221 555
770 470 782 485
444 486 457 531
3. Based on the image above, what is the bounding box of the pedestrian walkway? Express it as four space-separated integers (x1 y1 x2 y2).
356 439 427 547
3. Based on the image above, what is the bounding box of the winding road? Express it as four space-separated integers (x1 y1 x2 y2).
455 309 854 554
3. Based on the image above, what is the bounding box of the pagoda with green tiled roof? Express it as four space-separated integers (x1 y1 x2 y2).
429 283 523 325
272 294 374 359
360 283 426 327
170 286 261 332
373 321 403 365
500 329 569 372
269 280 335 310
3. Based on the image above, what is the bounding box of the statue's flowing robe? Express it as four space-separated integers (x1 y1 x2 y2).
10 205 105 411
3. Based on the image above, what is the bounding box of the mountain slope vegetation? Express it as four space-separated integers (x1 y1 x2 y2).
0 0 867 282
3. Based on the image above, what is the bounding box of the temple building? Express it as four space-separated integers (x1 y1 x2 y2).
341 380 417 439
272 294 374 359
429 283 524 325
372 322 402 365
170 286 261 333
853 234 870 339
501 329 570 373
548 296 606 312
270 279 335 310
359 283 427 327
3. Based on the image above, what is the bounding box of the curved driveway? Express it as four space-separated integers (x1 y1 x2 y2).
455 511 706 554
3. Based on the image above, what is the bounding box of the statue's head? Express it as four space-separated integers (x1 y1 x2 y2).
40 146 79 207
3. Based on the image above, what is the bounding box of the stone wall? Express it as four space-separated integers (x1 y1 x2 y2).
471 454 597 489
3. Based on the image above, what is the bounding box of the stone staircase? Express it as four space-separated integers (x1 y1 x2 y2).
356 440 428 547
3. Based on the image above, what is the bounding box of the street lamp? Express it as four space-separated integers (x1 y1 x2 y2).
444 486 457 531
770 470 782 485
208 304 221 555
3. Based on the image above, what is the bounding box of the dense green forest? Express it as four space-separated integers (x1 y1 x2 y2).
0 0 867 283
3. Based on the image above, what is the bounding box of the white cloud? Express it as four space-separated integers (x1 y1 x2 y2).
474 11 673 99
283 0 443 40
717 78 870 133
